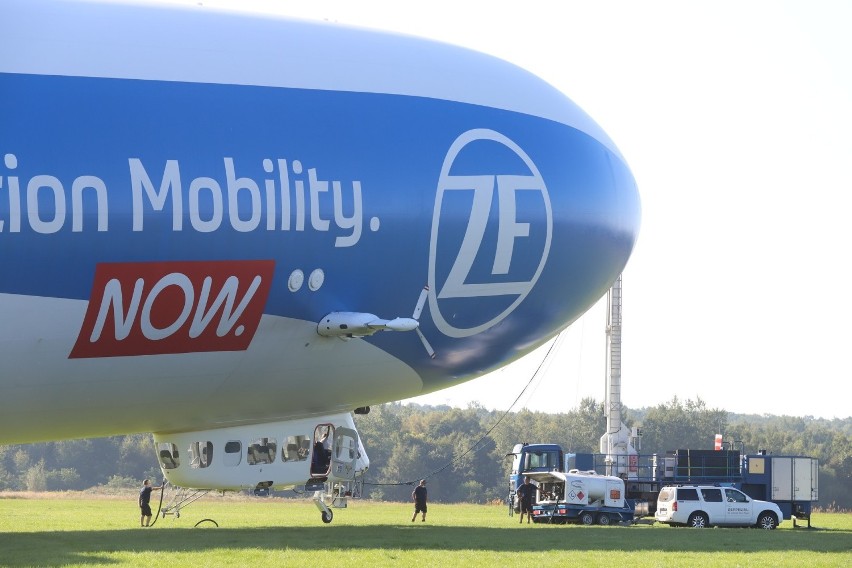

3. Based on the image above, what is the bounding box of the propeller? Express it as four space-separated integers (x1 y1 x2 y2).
411 285 436 359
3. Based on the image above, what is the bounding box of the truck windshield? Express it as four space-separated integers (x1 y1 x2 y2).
525 450 559 470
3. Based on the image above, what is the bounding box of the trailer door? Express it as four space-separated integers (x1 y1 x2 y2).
793 457 818 501
771 457 792 501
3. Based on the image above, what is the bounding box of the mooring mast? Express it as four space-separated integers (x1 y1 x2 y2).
599 274 641 478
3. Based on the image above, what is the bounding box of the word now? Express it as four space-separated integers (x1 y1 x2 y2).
70 260 274 358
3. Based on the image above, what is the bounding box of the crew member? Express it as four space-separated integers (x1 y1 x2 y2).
411 479 428 522
139 479 163 527
516 476 536 524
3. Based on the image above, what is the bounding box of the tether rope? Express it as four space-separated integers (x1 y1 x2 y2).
363 333 562 486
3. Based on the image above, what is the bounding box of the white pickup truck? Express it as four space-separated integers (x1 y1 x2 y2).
655 485 782 529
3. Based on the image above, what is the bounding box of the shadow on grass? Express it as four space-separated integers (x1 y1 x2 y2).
1 524 851 567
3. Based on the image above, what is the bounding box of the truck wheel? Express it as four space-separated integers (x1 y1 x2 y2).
598 514 611 526
687 512 708 528
756 512 778 530
580 512 595 525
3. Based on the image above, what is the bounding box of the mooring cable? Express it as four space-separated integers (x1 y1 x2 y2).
363 333 563 487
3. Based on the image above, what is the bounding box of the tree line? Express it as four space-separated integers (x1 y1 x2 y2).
1 397 849 509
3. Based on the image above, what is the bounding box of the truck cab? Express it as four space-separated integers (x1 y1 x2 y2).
507 443 563 512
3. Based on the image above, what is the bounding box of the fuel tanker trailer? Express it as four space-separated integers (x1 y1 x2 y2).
528 470 635 525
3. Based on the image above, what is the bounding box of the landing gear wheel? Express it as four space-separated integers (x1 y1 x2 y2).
598 514 611 526
321 510 333 524
580 512 595 525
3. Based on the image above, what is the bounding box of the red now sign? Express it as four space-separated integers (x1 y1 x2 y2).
70 260 275 358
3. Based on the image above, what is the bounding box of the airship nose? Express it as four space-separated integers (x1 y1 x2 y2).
424 124 640 364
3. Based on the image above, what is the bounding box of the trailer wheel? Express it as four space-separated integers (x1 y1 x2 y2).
598 514 611 526
580 512 595 526
756 512 778 530
687 512 708 528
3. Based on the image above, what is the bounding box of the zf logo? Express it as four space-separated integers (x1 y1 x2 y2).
428 129 552 338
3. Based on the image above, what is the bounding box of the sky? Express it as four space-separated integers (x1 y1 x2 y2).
170 0 852 420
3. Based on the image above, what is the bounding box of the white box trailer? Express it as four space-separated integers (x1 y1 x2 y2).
742 454 819 527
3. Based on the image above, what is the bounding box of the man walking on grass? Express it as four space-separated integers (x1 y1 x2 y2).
411 479 427 522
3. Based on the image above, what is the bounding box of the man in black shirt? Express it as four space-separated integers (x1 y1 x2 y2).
516 476 536 524
139 479 163 527
411 479 428 522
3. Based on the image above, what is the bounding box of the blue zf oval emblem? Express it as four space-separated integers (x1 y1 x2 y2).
428 129 552 338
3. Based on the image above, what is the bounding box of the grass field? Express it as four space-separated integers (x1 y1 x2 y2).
1 493 850 567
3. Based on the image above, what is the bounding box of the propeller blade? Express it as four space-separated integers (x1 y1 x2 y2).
412 285 429 320
416 328 436 359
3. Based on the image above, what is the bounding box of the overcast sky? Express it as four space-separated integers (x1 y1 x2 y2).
178 1 852 420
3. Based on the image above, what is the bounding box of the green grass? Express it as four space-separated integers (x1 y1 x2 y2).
1 494 850 567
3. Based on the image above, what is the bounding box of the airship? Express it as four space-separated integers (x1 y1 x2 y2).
0 0 640 522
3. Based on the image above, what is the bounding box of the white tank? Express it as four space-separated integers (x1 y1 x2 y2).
563 470 626 508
